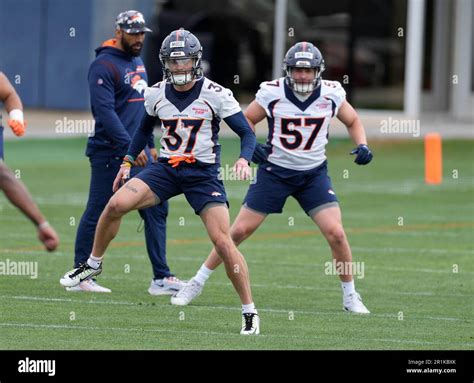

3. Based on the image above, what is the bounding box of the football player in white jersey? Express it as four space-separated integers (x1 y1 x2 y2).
172 42 373 314
60 29 260 335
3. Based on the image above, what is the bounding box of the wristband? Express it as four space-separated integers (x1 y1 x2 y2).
123 155 135 166
9 109 24 123
38 221 50 230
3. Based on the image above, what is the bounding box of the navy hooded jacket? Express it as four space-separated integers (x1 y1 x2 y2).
86 39 154 157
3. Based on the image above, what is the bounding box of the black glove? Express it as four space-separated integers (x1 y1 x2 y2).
251 143 271 164
350 144 373 165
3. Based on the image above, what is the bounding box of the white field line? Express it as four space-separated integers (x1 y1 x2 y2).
31 272 474 299
0 295 471 324
0 322 472 347
203 281 473 299
1 247 473 271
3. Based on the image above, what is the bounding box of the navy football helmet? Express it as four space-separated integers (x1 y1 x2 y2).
283 42 325 93
159 28 203 85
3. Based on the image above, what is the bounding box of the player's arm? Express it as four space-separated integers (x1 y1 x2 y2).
223 111 256 180
0 162 59 251
337 100 367 145
244 100 270 165
0 72 26 136
128 112 159 161
113 113 159 191
337 100 373 165
147 130 158 161
243 100 267 132
224 111 256 162
88 62 131 150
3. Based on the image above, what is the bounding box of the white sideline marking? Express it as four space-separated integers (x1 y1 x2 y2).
0 322 472 347
0 295 471 323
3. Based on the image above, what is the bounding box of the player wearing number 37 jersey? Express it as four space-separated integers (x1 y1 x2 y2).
60 29 260 335
173 42 373 315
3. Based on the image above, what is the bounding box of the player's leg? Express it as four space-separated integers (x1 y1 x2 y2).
60 178 159 287
199 165 287 276
171 205 266 305
295 161 369 313
205 206 266 270
310 204 353 282
74 156 119 266
199 203 259 334
92 178 159 257
71 156 120 292
171 163 285 307
138 200 186 295
310 204 369 314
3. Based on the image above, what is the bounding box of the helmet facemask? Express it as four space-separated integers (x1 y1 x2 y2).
285 63 325 94
161 54 203 86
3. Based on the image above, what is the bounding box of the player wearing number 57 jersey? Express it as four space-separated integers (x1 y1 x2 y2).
60 29 260 335
173 42 373 315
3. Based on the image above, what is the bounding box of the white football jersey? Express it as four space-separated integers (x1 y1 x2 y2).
255 77 346 171
144 77 241 164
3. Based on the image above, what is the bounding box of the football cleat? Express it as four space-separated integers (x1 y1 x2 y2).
60 263 102 287
343 292 370 314
148 276 186 296
170 277 203 305
240 313 260 335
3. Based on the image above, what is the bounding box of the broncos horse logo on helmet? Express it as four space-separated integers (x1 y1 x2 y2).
159 28 203 86
283 42 325 93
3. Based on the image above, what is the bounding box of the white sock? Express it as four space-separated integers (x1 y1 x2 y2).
194 264 213 285
341 280 356 296
242 302 257 314
87 255 103 270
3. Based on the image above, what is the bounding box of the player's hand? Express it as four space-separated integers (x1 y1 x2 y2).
134 150 148 167
113 163 131 192
251 143 271 164
350 144 373 165
233 158 252 180
150 148 159 162
37 222 59 252
8 119 26 137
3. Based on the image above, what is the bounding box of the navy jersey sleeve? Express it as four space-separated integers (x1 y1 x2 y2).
224 111 256 162
128 112 159 159
88 61 131 149
147 131 156 149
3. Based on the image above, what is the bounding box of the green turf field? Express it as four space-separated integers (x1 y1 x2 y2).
0 137 472 350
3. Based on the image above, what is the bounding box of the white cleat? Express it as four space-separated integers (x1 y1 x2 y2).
148 276 186 296
170 277 203 305
60 263 102 287
65 279 111 293
343 292 370 314
240 313 260 335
